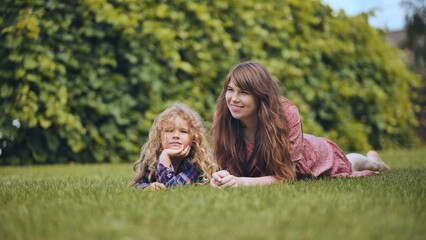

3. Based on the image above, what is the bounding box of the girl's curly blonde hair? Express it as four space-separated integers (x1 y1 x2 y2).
130 102 217 186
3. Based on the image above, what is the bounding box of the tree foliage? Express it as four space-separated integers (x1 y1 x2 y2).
0 0 420 164
401 0 426 141
402 0 426 67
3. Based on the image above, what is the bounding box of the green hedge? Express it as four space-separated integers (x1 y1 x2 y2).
0 0 420 164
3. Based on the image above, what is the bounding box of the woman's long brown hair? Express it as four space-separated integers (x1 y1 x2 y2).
213 61 296 181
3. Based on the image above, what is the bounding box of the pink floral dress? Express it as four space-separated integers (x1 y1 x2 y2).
245 98 376 178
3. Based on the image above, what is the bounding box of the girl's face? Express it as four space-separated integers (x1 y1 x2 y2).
161 116 192 150
225 80 258 123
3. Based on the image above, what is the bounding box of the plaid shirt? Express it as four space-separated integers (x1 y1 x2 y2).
133 157 201 189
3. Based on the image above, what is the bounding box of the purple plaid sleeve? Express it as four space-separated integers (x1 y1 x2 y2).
133 174 151 189
157 159 200 187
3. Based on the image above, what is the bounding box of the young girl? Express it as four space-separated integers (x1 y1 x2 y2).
130 102 217 190
210 61 390 188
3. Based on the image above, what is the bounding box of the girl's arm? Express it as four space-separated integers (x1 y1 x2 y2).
156 145 196 187
157 162 199 187
210 170 280 188
132 175 152 189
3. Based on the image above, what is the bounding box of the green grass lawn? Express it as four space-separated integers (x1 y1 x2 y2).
1 148 425 240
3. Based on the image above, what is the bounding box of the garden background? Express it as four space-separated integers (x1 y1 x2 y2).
1 0 425 239
1 0 424 165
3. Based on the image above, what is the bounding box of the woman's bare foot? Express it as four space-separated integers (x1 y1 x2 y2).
347 153 381 171
367 151 390 172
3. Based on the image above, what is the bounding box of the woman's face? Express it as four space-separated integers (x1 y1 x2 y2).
161 116 192 150
225 80 258 124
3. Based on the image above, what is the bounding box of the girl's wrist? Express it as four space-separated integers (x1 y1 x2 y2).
158 151 172 167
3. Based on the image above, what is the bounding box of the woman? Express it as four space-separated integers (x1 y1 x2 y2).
210 61 389 188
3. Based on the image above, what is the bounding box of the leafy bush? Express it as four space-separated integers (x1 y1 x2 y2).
0 0 420 164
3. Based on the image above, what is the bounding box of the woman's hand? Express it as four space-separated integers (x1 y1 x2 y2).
210 170 229 187
210 170 242 188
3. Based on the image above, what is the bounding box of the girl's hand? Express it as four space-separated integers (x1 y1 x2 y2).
158 145 191 167
162 145 191 159
143 182 166 191
210 170 241 188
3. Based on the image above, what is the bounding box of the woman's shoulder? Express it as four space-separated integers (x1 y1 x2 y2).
279 96 301 124
279 97 298 111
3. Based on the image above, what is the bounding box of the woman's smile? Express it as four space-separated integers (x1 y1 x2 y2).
230 104 243 112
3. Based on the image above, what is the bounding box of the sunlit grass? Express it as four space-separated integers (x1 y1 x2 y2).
1 148 425 240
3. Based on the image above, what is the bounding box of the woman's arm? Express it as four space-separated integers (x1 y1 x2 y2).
238 176 280 187
210 170 280 188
